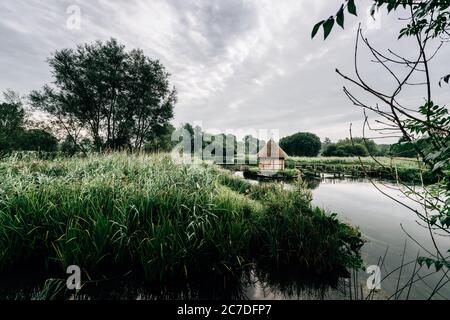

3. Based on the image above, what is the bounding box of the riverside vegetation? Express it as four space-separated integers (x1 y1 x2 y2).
285 157 436 184
222 156 435 184
0 153 363 297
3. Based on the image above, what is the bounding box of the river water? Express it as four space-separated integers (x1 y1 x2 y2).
243 175 450 300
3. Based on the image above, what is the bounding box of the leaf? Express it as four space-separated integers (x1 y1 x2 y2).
370 4 377 17
323 17 335 40
347 0 357 16
311 20 324 39
440 73 450 87
387 1 396 13
337 5 345 29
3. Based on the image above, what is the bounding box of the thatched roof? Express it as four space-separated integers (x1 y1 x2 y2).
257 139 288 159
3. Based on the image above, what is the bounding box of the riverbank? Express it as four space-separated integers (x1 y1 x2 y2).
221 156 437 184
0 153 363 299
286 157 436 184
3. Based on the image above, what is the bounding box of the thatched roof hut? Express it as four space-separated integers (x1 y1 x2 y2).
257 139 288 170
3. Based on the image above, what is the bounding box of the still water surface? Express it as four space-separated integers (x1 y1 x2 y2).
245 176 450 300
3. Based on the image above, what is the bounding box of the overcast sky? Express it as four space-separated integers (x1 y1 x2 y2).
1 0 449 142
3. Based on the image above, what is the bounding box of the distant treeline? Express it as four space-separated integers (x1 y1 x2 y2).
279 132 426 158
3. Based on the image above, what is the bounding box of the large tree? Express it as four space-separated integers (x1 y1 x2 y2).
0 90 24 151
279 132 322 157
30 38 176 151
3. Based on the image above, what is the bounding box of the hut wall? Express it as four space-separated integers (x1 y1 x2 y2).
258 158 285 170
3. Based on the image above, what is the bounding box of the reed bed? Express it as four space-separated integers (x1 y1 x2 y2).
286 156 436 184
287 156 421 168
0 153 363 286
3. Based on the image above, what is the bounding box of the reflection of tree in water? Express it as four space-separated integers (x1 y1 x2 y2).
303 177 321 190
303 176 372 190
72 270 253 300
5 263 356 300
252 262 347 300
0 268 253 300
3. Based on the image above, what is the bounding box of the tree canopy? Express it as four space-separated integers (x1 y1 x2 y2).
279 132 322 157
0 90 58 153
0 90 24 151
30 38 176 152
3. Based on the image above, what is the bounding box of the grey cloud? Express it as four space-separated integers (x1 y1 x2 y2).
0 0 448 142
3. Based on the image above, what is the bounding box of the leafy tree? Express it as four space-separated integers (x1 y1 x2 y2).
60 135 78 155
376 144 391 157
322 144 338 157
144 124 176 153
18 129 58 152
389 137 432 158
279 132 322 157
341 137 379 155
0 90 25 151
337 143 368 157
320 137 333 155
322 140 370 157
30 38 176 152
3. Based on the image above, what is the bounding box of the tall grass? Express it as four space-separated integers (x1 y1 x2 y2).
288 156 421 168
0 153 363 286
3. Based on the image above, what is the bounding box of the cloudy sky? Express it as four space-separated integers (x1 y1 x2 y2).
1 0 449 142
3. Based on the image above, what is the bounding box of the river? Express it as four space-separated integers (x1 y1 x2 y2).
243 175 450 300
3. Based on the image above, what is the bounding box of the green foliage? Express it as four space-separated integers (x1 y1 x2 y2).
30 38 176 151
243 168 300 181
0 91 25 152
248 184 364 271
144 124 176 153
60 135 81 155
17 129 58 152
312 0 357 39
0 91 58 153
313 0 450 40
389 137 431 158
322 137 379 157
337 143 368 157
279 132 321 157
0 154 363 283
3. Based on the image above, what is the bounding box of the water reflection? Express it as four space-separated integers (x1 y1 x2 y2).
1 265 350 300
235 172 450 300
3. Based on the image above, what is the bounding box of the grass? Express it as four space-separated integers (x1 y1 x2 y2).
287 156 421 168
0 153 363 288
286 156 437 184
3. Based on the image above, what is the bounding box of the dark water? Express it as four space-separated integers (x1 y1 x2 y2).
308 177 450 300
234 172 450 299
